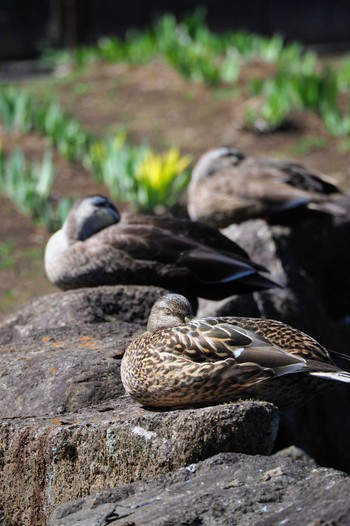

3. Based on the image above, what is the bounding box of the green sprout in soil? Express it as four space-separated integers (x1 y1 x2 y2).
0 88 192 215
0 146 72 231
246 65 350 135
0 87 92 163
37 10 350 138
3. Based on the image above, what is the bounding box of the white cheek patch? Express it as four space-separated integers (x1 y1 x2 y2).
233 348 245 359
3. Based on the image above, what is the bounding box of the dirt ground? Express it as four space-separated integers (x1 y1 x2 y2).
1 58 350 318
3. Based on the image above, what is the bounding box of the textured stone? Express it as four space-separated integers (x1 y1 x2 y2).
49 451 350 526
0 320 142 418
0 400 278 526
0 285 166 344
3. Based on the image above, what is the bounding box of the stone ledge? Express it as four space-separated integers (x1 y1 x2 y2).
0 399 278 526
50 450 350 526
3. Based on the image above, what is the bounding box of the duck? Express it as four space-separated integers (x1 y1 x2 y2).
121 293 350 409
44 195 278 301
187 146 347 227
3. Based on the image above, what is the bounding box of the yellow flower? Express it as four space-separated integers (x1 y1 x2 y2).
136 148 192 191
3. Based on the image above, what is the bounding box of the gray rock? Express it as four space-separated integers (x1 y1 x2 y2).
0 320 142 418
0 285 167 344
222 220 287 285
49 451 350 526
0 401 278 526
202 219 350 474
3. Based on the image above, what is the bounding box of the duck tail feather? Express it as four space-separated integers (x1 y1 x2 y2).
309 371 350 383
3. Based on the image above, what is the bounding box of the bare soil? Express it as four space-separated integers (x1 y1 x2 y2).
1 58 350 318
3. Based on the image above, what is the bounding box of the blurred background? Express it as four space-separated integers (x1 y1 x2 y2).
2 0 350 60
2 1 350 314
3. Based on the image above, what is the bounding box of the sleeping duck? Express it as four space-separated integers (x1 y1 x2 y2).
121 293 350 409
44 195 278 301
187 146 347 227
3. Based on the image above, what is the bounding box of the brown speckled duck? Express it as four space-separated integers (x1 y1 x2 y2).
44 195 278 300
187 146 347 227
121 294 350 409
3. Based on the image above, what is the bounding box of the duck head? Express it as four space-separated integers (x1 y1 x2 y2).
147 294 194 333
191 146 245 183
64 195 121 243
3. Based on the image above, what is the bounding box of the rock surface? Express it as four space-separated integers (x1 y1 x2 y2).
0 285 166 344
0 320 140 417
49 450 350 526
0 400 278 526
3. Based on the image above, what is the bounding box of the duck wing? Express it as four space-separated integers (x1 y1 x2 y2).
261 159 341 194
123 212 251 260
167 319 308 377
46 237 188 290
218 316 350 382
240 157 346 215
97 223 278 294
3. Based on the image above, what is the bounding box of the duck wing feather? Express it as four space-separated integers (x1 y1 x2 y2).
96 223 276 287
163 319 308 378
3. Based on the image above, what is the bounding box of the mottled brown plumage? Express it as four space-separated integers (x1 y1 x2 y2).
187 146 347 227
45 195 278 299
121 294 350 409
